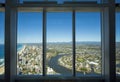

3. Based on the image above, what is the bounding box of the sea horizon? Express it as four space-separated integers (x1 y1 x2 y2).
0 41 102 58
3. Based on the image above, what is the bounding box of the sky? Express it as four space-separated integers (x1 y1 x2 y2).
0 0 120 43
116 0 120 3
116 12 120 42
0 12 4 44
18 12 43 43
0 12 119 43
18 12 101 43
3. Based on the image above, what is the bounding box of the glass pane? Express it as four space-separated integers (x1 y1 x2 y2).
17 12 43 75
49 0 100 4
0 0 5 3
46 12 72 76
116 12 120 75
19 0 45 3
20 0 101 4
0 12 4 75
76 12 101 76
116 0 120 3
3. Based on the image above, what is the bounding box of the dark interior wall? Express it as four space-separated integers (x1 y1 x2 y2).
15 79 104 82
1 79 120 82
117 78 120 82
0 79 4 82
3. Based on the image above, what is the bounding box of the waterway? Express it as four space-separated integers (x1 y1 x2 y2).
48 54 100 76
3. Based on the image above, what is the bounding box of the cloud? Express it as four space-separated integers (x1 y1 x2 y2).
0 39 4 44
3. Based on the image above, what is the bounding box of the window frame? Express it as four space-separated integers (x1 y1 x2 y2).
0 0 118 82
16 10 102 77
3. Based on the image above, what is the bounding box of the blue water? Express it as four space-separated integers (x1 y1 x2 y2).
0 44 23 57
0 44 4 59
17 44 23 51
0 44 23 65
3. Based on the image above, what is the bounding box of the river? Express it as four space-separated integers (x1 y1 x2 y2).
48 54 100 76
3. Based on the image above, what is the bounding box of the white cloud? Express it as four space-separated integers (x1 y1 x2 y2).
0 39 4 44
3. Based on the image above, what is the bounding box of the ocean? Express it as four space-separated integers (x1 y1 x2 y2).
0 44 23 66
0 44 4 59
0 44 4 67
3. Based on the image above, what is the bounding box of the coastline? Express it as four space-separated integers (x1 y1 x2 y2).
0 66 4 74
0 58 5 74
0 44 23 74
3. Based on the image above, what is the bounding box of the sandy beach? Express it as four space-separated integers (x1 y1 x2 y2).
0 66 4 74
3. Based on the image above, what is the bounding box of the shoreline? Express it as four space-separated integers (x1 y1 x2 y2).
0 44 23 74
0 66 4 74
0 58 4 67
0 59 4 74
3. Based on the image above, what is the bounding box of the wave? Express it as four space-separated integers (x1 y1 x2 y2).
17 44 23 51
0 59 4 67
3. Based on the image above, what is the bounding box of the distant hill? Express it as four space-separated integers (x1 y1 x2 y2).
76 41 101 46
17 41 120 47
116 42 120 48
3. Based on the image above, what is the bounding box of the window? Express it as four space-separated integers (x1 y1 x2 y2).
20 0 101 4
76 12 101 76
116 0 120 3
0 0 5 3
19 0 48 3
70 0 102 4
0 0 118 82
0 12 4 75
48 0 100 4
17 11 102 77
116 12 120 75
46 12 72 76
17 12 43 75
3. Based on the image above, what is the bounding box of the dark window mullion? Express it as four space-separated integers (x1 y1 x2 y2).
72 10 76 77
42 8 47 76
101 8 105 76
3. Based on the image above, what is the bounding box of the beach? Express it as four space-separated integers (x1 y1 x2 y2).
0 66 4 74
0 59 4 74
